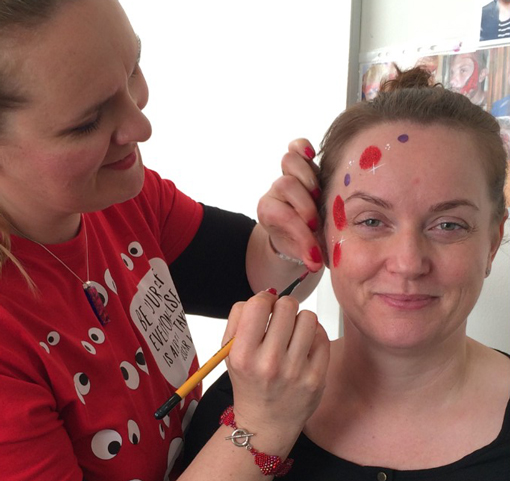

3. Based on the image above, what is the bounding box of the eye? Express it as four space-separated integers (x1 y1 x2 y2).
82 340 97 355
437 221 464 231
47 331 60 346
357 218 382 228
128 241 143 258
104 269 118 294
74 372 91 404
91 429 122 460
121 253 134 270
71 114 102 137
120 361 140 390
89 327 105 344
135 347 149 374
128 420 141 445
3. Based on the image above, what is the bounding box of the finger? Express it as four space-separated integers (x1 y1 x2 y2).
281 151 321 201
287 138 317 163
264 174 320 232
285 309 319 363
304 323 330 381
222 300 245 345
261 296 300 356
229 291 277 357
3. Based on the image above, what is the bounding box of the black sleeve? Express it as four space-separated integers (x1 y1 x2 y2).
169 204 256 319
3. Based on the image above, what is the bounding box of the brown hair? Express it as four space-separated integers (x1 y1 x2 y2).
318 66 508 227
0 0 70 280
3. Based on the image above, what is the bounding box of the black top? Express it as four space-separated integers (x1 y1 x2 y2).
183 353 510 480
170 204 256 318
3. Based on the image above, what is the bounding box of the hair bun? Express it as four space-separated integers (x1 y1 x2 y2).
379 66 435 93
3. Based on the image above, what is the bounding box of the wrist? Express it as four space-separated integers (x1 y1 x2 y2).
220 406 295 477
268 236 304 266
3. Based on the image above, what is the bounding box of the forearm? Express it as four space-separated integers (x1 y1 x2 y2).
245 224 323 300
180 422 299 481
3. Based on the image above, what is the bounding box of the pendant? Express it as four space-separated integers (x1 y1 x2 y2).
83 282 110 326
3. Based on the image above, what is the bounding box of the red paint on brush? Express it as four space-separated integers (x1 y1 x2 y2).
333 195 347 231
359 145 382 170
333 242 342 268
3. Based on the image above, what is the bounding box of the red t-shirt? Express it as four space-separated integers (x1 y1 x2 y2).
0 168 204 481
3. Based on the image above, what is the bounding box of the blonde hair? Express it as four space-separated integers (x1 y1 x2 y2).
0 0 71 282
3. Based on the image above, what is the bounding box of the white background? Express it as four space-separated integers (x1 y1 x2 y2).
119 0 352 388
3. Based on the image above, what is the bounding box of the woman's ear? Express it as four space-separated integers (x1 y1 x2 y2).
487 209 509 273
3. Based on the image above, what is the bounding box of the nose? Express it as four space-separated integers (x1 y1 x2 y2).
111 75 152 145
384 228 431 279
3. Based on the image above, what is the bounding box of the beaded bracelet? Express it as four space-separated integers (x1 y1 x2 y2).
220 405 294 477
268 237 304 266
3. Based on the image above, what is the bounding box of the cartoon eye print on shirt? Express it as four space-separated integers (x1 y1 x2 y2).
82 326 107 355
135 346 149 374
91 429 123 460
74 372 91 404
120 361 140 390
120 347 150 390
121 241 144 271
104 268 118 295
88 327 106 344
90 420 142 461
40 330 61 354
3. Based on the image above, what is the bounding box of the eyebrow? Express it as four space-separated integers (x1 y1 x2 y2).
344 192 479 213
65 35 142 128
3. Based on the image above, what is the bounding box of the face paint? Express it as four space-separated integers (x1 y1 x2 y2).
460 60 479 95
385 143 391 150
333 242 342 268
359 145 382 170
333 195 347 231
398 134 409 143
344 173 351 186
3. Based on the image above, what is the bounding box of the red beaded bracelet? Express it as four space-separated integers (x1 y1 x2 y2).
219 405 294 477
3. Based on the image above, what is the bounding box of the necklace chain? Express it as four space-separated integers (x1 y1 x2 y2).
8 214 90 285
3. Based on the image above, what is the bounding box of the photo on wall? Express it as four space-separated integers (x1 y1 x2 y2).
480 0 510 42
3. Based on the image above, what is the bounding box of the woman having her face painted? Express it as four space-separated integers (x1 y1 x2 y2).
0 1 331 480
184 66 510 480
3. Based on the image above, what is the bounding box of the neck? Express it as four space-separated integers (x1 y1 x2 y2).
330 325 471 410
1 209 82 244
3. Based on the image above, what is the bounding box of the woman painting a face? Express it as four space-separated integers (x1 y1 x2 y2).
184 67 510 480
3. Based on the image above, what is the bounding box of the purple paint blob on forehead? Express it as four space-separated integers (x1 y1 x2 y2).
398 134 409 143
344 173 351 186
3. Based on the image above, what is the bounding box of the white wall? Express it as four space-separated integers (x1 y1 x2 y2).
119 0 353 388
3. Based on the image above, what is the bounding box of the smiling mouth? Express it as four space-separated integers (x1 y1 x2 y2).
377 294 439 310
104 150 137 170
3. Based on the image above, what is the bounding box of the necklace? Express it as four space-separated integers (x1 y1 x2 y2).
10 215 110 326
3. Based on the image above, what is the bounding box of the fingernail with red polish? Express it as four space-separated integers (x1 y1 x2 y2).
311 188 321 202
308 218 318 232
309 246 323 264
265 288 278 296
304 147 316 160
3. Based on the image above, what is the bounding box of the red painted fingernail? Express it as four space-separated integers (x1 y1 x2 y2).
311 188 321 201
307 218 318 232
309 246 322 264
265 288 278 296
304 147 316 160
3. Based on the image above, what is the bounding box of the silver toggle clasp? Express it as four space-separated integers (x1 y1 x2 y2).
225 428 254 448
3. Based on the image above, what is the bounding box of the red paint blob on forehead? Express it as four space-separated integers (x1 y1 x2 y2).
333 195 347 231
333 242 342 268
359 145 382 170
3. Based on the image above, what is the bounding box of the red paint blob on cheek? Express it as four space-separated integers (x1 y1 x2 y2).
333 195 347 231
333 242 342 268
359 145 382 170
